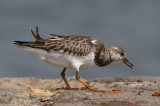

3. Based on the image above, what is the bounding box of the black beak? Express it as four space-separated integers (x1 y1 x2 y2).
123 58 134 69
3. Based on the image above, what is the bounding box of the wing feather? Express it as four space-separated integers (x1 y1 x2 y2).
45 35 94 56
15 26 100 57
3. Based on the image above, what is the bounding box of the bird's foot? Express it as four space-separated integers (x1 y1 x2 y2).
66 87 79 90
65 87 86 90
85 86 109 93
67 88 79 90
65 86 109 93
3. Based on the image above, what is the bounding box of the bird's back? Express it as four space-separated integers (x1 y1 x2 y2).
14 26 103 69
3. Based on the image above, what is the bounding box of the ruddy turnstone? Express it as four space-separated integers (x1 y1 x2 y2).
14 26 134 93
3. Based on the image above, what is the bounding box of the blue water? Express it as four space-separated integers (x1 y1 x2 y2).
0 0 160 79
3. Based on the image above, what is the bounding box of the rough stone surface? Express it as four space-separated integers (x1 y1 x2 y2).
0 76 160 106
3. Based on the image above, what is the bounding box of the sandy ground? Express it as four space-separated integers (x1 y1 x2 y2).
0 76 160 106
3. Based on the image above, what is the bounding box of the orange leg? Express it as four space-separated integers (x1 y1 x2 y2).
61 68 78 90
75 71 108 93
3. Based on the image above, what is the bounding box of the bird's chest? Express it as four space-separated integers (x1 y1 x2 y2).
45 51 98 69
72 51 98 69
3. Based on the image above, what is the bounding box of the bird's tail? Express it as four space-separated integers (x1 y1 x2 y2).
13 26 46 48
13 41 35 47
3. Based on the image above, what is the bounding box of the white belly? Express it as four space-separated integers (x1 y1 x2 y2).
22 47 98 70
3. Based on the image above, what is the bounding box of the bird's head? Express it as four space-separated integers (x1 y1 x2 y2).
108 45 134 68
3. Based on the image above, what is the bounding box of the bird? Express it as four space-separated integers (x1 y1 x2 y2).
14 26 134 93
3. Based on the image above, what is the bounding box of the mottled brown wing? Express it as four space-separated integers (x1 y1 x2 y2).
45 35 94 56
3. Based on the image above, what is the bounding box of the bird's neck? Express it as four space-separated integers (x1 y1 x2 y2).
94 46 112 67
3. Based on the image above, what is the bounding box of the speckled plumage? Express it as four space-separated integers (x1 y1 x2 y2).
14 26 134 92
14 26 134 68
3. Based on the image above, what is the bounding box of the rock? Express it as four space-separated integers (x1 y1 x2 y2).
0 76 160 105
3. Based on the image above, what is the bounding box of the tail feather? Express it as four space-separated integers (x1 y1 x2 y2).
30 26 45 42
14 41 35 47
14 41 31 45
14 26 46 49
14 40 46 50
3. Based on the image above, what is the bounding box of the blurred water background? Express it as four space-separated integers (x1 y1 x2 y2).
0 0 160 79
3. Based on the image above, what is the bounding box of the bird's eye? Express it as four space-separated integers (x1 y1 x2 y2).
120 53 124 56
